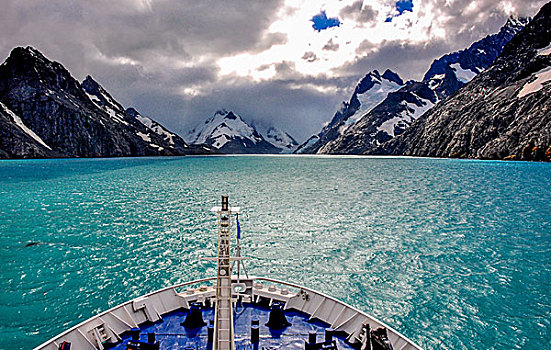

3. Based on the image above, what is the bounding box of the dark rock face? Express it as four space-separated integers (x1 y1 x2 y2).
296 16 528 155
0 102 57 158
0 46 194 159
373 3 551 161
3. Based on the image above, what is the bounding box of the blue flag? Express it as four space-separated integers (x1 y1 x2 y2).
237 216 241 239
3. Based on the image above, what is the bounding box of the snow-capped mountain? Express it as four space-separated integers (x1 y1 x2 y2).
424 16 530 99
318 82 437 154
264 127 299 153
373 4 551 161
296 16 529 155
0 46 199 158
294 69 404 154
188 110 281 154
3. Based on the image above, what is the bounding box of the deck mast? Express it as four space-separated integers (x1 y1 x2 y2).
211 196 239 350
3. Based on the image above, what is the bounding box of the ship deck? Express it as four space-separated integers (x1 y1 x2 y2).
110 303 356 349
35 277 422 350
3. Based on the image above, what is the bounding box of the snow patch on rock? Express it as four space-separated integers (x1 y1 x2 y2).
450 63 478 83
352 76 403 125
137 131 151 142
377 95 434 137
537 43 551 56
518 66 551 98
1 102 52 150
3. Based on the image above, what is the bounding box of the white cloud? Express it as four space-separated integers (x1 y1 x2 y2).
216 0 459 82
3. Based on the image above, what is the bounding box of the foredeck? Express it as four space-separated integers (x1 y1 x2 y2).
34 277 423 350
109 303 357 349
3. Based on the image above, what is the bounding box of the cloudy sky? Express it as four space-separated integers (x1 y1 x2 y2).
0 0 547 142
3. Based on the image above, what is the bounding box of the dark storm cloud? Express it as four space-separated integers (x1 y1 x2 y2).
341 39 452 81
0 0 290 135
177 76 351 141
0 0 286 73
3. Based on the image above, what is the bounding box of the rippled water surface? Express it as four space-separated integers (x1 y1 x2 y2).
0 156 550 349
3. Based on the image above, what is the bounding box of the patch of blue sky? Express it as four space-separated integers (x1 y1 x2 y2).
386 0 414 22
311 11 341 32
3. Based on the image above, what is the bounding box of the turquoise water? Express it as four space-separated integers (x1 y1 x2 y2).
0 156 550 349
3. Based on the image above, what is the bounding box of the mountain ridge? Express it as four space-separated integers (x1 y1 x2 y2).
295 16 530 155
187 109 282 154
370 3 551 161
0 46 199 158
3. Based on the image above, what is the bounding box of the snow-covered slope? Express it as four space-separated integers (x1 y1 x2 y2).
264 127 299 153
124 107 190 151
318 82 437 154
188 110 281 154
297 16 529 155
0 101 57 158
348 70 404 127
295 69 404 154
81 75 191 153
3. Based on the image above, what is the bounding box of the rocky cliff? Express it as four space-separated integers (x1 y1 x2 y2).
0 46 195 158
372 3 551 161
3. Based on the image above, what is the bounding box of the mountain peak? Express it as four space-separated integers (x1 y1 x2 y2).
422 14 528 95
265 127 298 153
225 111 238 120
83 75 99 87
189 110 280 154
11 46 46 60
82 75 125 113
3 46 63 76
504 15 530 29
356 70 382 94
0 45 192 158
382 69 404 85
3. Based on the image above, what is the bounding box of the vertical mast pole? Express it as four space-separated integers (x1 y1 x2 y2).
212 196 236 350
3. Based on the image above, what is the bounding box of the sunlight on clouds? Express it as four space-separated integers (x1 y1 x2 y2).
94 49 140 67
295 83 338 94
135 0 154 12
500 1 516 15
466 1 479 14
217 0 450 82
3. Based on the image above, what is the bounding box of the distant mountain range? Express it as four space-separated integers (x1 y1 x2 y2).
186 110 297 154
1 3 548 161
295 16 532 156
0 46 208 159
